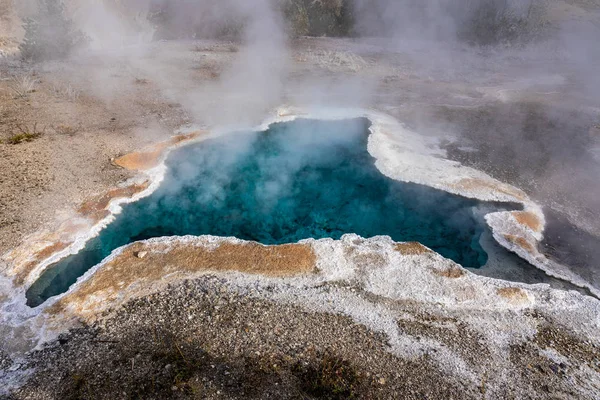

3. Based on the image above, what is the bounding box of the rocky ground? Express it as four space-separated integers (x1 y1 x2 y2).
9 277 480 400
6 275 600 399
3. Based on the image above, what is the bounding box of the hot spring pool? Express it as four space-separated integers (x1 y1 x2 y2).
27 118 519 307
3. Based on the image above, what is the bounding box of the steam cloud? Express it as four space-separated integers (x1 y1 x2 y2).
7 0 600 285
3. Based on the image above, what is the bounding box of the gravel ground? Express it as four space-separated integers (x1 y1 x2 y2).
6 277 477 400
6 275 599 400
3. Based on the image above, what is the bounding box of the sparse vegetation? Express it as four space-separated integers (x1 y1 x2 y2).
145 0 547 44
133 77 149 85
148 332 201 394
19 0 88 62
148 2 246 40
148 0 353 40
280 0 354 37
7 123 45 144
9 75 37 98
51 82 81 101
54 124 79 136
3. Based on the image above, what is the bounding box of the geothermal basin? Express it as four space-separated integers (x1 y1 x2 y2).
25 116 554 307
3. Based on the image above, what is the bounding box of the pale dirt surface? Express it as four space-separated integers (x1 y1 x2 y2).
0 55 192 254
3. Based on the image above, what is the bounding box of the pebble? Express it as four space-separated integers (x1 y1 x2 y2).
136 251 147 259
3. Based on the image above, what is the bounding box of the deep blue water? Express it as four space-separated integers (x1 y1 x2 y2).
26 118 517 307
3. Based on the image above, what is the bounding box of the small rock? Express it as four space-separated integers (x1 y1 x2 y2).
136 251 147 259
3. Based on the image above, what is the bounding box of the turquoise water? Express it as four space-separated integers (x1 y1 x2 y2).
26 118 517 307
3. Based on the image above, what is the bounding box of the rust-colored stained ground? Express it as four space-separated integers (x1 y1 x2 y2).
50 241 316 317
113 132 204 171
451 178 527 201
78 181 150 220
433 265 466 279
7 182 150 286
395 242 468 279
278 110 307 118
395 242 432 255
497 287 529 303
7 133 205 290
15 241 72 286
60 219 95 236
512 211 543 233
503 234 537 254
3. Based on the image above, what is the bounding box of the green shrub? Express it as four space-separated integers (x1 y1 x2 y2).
7 123 44 144
19 0 88 62
281 0 354 37
147 0 354 40
147 1 246 40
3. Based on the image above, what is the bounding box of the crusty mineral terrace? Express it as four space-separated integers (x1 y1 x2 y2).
47 234 542 325
0 131 205 289
275 107 595 294
37 233 600 398
0 107 596 331
2 233 599 399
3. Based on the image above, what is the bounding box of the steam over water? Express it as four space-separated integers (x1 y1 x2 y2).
27 118 519 307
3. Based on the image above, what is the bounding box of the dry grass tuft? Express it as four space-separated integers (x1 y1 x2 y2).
9 75 37 98
293 350 361 399
54 124 80 136
51 83 81 101
6 123 45 144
